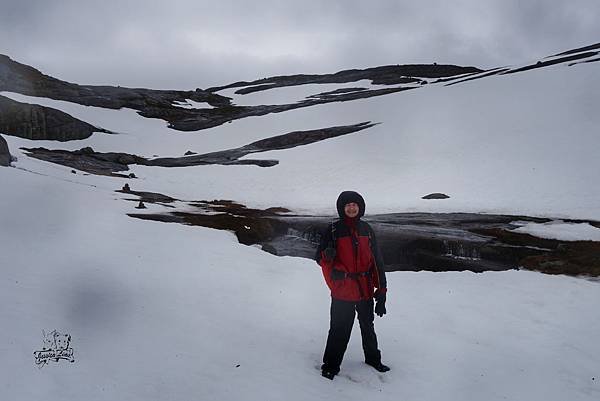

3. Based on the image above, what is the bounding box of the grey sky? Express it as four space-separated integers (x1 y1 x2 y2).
1 0 599 89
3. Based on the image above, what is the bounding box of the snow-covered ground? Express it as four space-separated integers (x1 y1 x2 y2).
2 51 599 400
1 158 599 401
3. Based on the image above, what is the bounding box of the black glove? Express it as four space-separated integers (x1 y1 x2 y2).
330 269 346 281
374 289 386 317
323 247 336 262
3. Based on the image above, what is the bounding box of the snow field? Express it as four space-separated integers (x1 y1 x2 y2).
3 59 600 220
1 159 599 401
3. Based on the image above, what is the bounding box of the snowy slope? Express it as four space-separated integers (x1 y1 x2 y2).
2 50 600 400
3 55 599 220
1 157 599 401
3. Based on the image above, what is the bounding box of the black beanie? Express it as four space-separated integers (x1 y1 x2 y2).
336 191 366 218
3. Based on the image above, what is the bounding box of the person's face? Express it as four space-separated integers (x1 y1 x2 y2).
344 202 359 218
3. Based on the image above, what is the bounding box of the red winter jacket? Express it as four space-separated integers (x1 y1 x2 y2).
316 218 387 301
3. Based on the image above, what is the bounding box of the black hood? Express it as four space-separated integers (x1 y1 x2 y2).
336 191 365 219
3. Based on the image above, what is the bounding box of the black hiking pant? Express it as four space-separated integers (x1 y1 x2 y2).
322 298 381 374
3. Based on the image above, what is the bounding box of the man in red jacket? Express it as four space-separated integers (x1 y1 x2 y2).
316 190 389 380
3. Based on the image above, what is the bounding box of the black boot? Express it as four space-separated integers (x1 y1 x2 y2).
321 369 336 380
321 362 339 380
366 360 390 372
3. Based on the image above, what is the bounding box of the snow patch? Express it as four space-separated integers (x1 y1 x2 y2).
172 99 214 109
510 220 600 241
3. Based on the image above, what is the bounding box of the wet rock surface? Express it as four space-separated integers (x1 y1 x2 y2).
122 191 600 277
129 199 291 245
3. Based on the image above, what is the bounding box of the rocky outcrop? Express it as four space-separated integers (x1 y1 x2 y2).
21 146 142 176
550 42 600 57
206 64 483 93
22 122 376 173
0 95 106 141
0 134 10 166
0 54 479 134
422 193 450 199
0 54 230 110
149 121 376 166
0 54 232 136
503 51 598 75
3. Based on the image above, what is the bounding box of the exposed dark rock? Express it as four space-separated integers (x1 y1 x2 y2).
568 57 600 66
502 51 598 75
208 64 482 93
371 76 423 85
164 88 411 131
122 183 131 192
192 199 291 217
0 54 232 136
234 83 279 95
422 193 450 199
302 86 415 102
184 150 196 155
3 54 403 134
135 201 147 209
444 68 510 86
115 188 176 204
71 169 76 174
0 134 10 166
79 146 94 154
0 54 230 110
22 122 376 173
550 42 600 57
0 95 107 141
149 121 376 167
131 200 290 245
21 146 140 176
306 87 368 98
0 56 483 134
128 173 136 178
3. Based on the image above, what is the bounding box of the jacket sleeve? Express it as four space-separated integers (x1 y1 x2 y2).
368 224 387 291
315 222 335 291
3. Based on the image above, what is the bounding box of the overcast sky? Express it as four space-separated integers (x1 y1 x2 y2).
1 0 599 89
